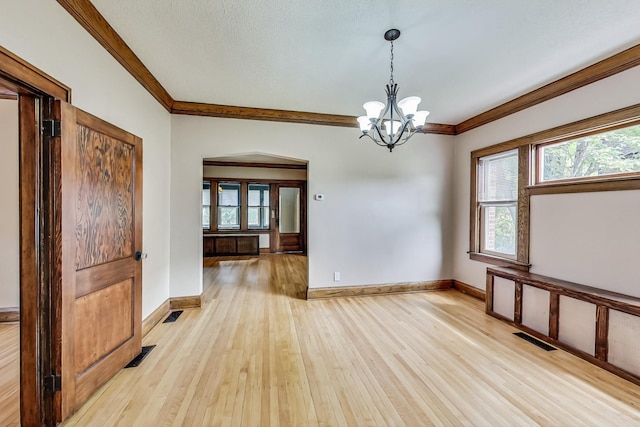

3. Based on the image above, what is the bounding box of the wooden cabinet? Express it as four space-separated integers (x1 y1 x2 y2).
203 235 259 257
486 267 640 386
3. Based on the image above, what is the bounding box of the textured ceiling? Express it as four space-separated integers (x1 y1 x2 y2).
90 0 640 124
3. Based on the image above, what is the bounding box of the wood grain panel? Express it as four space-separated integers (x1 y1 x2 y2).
549 292 560 340
0 45 71 101
306 280 452 299
55 0 172 110
75 125 134 270
455 43 640 134
73 279 133 375
514 281 523 324
75 257 135 298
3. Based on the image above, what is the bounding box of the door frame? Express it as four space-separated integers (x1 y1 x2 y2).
0 45 72 427
273 181 307 253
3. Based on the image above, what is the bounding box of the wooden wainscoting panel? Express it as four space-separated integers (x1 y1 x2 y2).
142 299 170 337
307 280 452 299
0 307 19 323
73 279 133 375
170 295 203 310
452 280 486 301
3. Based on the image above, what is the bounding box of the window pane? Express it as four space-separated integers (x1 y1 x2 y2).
248 189 261 206
202 181 211 206
479 150 518 202
481 205 516 256
202 206 210 229
263 190 269 207
218 207 239 228
540 124 640 182
262 207 270 227
248 207 260 226
218 183 240 206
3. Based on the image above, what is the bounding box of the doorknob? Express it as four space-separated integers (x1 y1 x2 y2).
135 251 147 261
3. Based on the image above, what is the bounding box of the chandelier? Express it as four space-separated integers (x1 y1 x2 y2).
357 29 430 152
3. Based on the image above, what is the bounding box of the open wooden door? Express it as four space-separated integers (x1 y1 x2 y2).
49 100 143 421
274 183 306 253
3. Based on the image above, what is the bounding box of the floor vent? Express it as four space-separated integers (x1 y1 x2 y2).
514 332 557 351
163 310 183 323
125 345 156 368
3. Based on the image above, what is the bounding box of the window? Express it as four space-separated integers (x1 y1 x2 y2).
202 181 211 229
217 182 241 229
477 150 518 258
248 184 270 229
537 123 640 183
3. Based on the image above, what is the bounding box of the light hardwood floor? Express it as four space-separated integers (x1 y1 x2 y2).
0 322 19 426
42 254 640 425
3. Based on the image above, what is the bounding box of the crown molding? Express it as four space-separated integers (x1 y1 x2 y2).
57 1 639 135
56 0 173 111
455 43 640 134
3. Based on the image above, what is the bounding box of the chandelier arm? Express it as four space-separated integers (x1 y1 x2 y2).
360 129 389 148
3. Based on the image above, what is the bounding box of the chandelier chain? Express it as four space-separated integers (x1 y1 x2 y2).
389 40 394 84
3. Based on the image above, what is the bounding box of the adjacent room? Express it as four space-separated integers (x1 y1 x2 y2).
2 0 640 425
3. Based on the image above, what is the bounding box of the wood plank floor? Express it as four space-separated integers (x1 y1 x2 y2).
0 322 19 427
55 253 640 425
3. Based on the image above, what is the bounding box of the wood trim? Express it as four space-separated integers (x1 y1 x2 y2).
170 295 203 310
549 292 560 340
142 299 170 337
452 280 485 301
472 103 640 158
20 94 48 426
172 101 457 134
0 307 19 323
595 305 609 362
468 252 530 271
172 101 356 127
203 160 307 170
0 45 71 101
516 145 530 264
514 281 523 324
259 248 271 254
455 43 640 134
306 280 453 299
55 0 173 111
0 93 18 100
419 123 457 135
529 175 640 195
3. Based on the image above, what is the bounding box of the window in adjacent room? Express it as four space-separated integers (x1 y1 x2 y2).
248 183 270 229
477 149 518 259
217 182 241 229
537 123 640 183
202 181 211 229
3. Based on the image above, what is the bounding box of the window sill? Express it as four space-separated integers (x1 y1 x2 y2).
468 252 530 272
528 175 640 195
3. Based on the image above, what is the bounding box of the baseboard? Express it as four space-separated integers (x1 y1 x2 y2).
142 299 170 337
307 280 453 299
0 307 19 323
260 248 270 254
453 280 486 301
170 294 203 310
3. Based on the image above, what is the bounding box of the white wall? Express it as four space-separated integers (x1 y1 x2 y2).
0 99 19 308
172 115 454 296
1 1 172 318
452 65 640 292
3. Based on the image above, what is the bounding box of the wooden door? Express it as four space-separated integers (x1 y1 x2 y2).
275 183 306 252
50 100 142 421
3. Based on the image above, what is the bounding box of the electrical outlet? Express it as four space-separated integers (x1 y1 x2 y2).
334 272 340 281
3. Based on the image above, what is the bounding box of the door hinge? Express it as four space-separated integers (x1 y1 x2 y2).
44 374 62 393
43 119 61 138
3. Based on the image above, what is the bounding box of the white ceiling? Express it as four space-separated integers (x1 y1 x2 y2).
91 0 640 124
